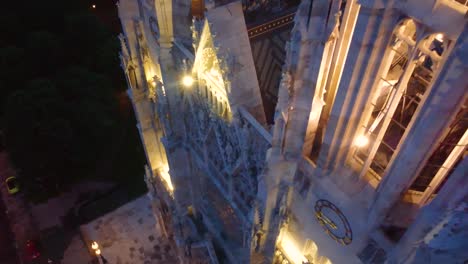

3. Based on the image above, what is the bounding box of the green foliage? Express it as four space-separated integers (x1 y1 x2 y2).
4 81 72 198
0 0 146 202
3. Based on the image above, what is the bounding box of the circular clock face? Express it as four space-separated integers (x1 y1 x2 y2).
149 16 160 45
314 199 352 245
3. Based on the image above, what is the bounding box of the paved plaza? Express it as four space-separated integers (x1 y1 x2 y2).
80 195 180 264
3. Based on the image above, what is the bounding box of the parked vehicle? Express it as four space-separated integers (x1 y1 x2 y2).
25 240 41 261
5 176 20 195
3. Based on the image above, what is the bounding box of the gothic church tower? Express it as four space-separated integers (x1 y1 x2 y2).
117 0 467 263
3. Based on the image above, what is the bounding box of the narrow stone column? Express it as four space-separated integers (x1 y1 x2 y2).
387 157 468 264
259 0 333 261
271 71 291 154
258 160 296 262
124 19 165 171
155 0 174 71
318 6 396 170
282 0 330 159
162 143 195 264
368 29 468 229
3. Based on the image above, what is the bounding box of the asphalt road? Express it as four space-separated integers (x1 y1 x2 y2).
0 196 18 264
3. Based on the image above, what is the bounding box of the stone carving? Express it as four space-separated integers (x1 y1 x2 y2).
329 11 342 41
152 78 172 135
199 47 224 85
140 43 149 59
134 19 144 40
200 47 218 72
119 34 130 60
147 83 156 101
280 71 293 101
149 16 160 45
179 92 271 221
182 58 189 73
251 226 264 252
191 18 204 50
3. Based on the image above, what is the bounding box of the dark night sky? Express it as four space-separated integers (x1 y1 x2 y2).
89 0 122 34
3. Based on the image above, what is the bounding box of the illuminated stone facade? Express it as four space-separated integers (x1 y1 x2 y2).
118 0 467 263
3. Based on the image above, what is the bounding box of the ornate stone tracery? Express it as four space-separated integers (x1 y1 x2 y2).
179 90 271 224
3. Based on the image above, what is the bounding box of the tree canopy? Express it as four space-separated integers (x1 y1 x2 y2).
0 0 146 201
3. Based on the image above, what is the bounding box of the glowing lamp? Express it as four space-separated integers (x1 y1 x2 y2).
91 242 99 250
95 249 101 255
355 135 369 148
280 234 308 264
435 33 443 42
182 75 194 87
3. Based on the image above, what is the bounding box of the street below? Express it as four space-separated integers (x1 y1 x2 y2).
0 169 19 264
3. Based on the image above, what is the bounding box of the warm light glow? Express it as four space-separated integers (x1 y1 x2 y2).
209 68 220 76
160 167 174 192
279 234 308 264
91 241 99 250
182 75 194 87
355 135 369 147
435 33 444 42
92 4 96 8
95 249 101 255
151 80 157 87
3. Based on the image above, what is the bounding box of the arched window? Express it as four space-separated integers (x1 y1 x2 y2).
309 11 344 161
410 98 467 204
354 20 448 179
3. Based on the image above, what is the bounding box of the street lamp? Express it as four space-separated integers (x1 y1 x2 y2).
91 241 108 264
91 241 99 250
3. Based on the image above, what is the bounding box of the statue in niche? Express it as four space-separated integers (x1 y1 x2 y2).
280 71 292 96
251 224 264 252
147 84 156 101
181 58 190 74
329 11 342 41
141 45 149 59
282 71 295 103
